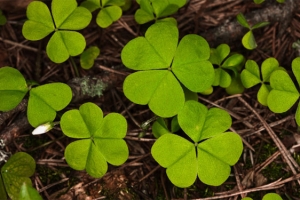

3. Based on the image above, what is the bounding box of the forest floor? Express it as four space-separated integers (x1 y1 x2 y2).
1 0 300 199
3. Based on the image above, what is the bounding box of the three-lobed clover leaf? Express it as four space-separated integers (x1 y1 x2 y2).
60 102 129 178
209 44 245 88
0 67 28 111
267 57 300 125
22 0 92 63
81 0 125 28
122 22 214 117
241 58 280 106
151 100 243 187
1 152 36 200
135 0 186 24
28 83 72 127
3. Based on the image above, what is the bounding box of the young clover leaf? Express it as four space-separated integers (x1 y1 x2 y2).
241 58 280 106
19 183 43 200
80 46 100 69
209 44 245 88
0 67 28 111
22 0 92 63
151 100 243 187
28 83 72 127
1 152 36 200
81 0 125 28
122 22 214 117
61 102 128 178
237 13 269 50
268 57 300 125
135 0 186 24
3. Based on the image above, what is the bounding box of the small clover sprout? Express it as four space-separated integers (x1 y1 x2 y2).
237 13 270 50
61 102 129 178
81 0 125 28
209 44 245 91
241 57 282 106
80 46 100 69
122 21 214 117
22 0 92 63
134 0 186 24
1 152 36 200
151 101 243 187
267 57 300 125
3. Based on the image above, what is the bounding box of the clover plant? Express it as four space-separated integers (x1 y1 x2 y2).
267 57 300 126
237 13 269 50
0 10 6 25
22 0 92 63
241 58 282 106
0 67 72 127
80 46 100 69
151 100 243 187
134 0 186 24
80 0 124 28
0 152 42 200
121 21 214 117
242 193 282 200
60 102 129 178
209 44 245 88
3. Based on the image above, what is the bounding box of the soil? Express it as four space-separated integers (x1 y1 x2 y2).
1 0 300 199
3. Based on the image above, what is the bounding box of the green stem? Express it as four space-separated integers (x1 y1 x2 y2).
69 56 80 77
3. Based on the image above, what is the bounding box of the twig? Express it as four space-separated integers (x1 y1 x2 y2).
238 96 300 185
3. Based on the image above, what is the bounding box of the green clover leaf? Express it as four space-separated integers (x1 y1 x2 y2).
80 46 100 69
22 0 92 63
61 102 128 178
152 101 243 187
0 67 28 111
81 0 124 28
135 0 186 24
209 44 244 89
1 152 36 200
241 58 280 106
122 22 214 117
19 183 43 200
28 83 72 127
268 57 300 125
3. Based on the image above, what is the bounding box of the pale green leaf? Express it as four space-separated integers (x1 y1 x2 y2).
123 70 184 117
241 60 261 88
46 31 86 63
292 57 300 87
151 134 197 188
197 132 243 186
52 0 77 28
262 193 282 200
0 67 28 111
19 183 43 200
22 1 54 40
237 13 250 29
80 46 100 69
242 31 257 50
261 57 279 82
178 101 232 142
172 34 214 92
257 84 270 106
252 21 270 30
96 6 122 28
28 83 72 127
1 152 35 200
58 6 92 30
80 0 100 12
268 70 299 113
121 22 178 70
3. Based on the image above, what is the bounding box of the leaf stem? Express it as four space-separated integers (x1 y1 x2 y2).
69 57 80 77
